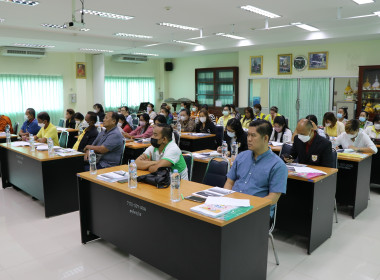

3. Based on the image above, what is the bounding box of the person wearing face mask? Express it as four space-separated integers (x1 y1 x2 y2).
270 116 292 143
73 112 85 130
146 103 157 120
201 104 216 124
264 106 281 125
196 109 216 134
93 103 105 122
292 115 328 142
217 118 248 155
217 105 233 127
190 103 200 119
159 107 173 125
136 124 189 180
364 114 380 141
230 104 241 120
120 106 133 128
253 104 265 120
358 111 373 130
178 108 195 132
73 112 99 152
337 107 348 125
241 107 254 129
32 112 59 146
287 119 334 167
19 108 40 137
118 116 132 136
323 112 345 137
124 113 153 139
334 119 377 154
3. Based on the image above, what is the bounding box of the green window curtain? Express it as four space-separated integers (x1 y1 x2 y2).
269 79 298 131
299 78 330 126
105 77 155 112
0 74 64 127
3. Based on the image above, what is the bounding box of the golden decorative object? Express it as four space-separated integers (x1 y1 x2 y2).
372 75 380 90
363 77 371 90
344 80 353 95
373 104 380 112
364 102 374 114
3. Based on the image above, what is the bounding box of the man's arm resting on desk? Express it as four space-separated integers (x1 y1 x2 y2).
135 153 156 170
84 145 109 154
147 159 172 173
348 145 376 154
264 193 282 205
224 178 235 190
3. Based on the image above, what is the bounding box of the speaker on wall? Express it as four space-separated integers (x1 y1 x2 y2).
165 62 173 71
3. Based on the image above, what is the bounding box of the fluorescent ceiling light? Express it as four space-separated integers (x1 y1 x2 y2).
0 0 38 6
79 48 114 53
157 22 198 31
114 33 152 39
80 28 90 32
291 22 320 32
240 5 281 18
352 0 374 4
41 23 65 29
172 40 201 46
132 52 159 57
215 33 246 40
14 43 55 48
374 11 380 17
344 11 380 19
266 24 291 30
0 18 4 23
81 10 134 21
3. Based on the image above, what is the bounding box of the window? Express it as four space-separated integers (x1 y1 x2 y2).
0 74 63 126
105 77 155 111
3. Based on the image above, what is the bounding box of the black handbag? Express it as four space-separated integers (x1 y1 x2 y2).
137 167 171 189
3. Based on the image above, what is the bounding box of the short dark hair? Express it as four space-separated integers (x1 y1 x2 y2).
154 115 167 124
226 118 244 137
26 108 35 118
93 103 104 113
254 104 262 111
306 115 318 126
270 106 278 113
37 112 50 122
249 119 272 139
339 107 348 118
147 103 154 110
66 109 75 116
360 110 369 118
345 119 360 133
223 104 231 111
107 111 119 125
156 123 173 141
73 112 84 121
87 111 97 123
121 106 130 113
180 108 190 116
323 112 337 127
373 114 380 123
160 107 170 114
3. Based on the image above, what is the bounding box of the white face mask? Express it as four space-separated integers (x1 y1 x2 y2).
375 124 380 130
180 116 187 121
192 107 197 112
147 107 152 112
347 133 357 139
117 123 122 127
227 131 236 138
223 110 229 116
75 120 80 125
298 134 310 143
200 117 206 123
82 121 89 128
24 115 28 121
38 122 45 128
140 121 146 126
325 123 331 127
159 113 165 116
94 109 98 113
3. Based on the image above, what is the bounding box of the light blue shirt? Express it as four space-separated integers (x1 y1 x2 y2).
227 149 288 216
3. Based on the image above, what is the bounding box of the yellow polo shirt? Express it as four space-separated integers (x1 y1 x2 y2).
217 115 233 128
255 112 266 120
264 113 281 124
36 122 59 146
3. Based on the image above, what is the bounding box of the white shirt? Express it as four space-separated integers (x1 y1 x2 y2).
335 131 378 153
126 115 133 127
364 125 380 140
270 128 292 143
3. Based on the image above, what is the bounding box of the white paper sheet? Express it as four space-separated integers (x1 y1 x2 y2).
271 142 284 147
293 166 327 175
11 141 30 147
205 197 250 207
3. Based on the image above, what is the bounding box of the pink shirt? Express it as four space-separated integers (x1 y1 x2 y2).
129 125 153 138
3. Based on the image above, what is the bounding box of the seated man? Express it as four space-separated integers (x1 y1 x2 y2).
136 124 188 180
73 112 98 152
0 114 13 133
289 119 334 167
178 108 195 132
33 112 59 146
19 108 40 137
292 115 327 141
83 112 124 170
224 120 288 217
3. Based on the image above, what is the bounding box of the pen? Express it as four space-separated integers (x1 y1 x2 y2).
181 194 184 200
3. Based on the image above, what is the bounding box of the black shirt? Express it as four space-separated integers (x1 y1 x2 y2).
97 112 105 122
223 131 248 153
195 121 216 134
65 118 76 129
77 126 99 152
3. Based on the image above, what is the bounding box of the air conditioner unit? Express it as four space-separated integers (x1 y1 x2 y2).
1 47 46 58
111 54 148 63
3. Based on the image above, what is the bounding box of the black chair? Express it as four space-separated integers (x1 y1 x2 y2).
132 117 139 130
202 157 230 188
13 122 19 135
58 118 65 128
332 148 338 223
285 118 289 127
173 131 180 145
269 204 279 265
279 143 292 158
215 125 224 147
182 150 193 181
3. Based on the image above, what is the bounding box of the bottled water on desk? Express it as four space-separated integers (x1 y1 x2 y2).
5 124 11 145
47 137 54 157
176 122 181 135
195 116 199 124
220 118 224 128
170 169 181 202
29 134 35 152
221 141 228 158
89 150 97 175
129 160 137 189
330 136 336 149
231 141 238 161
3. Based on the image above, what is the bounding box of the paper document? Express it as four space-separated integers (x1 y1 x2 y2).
271 142 284 147
11 141 30 147
97 171 129 183
56 127 67 131
205 197 250 207
0 132 6 137
293 166 326 175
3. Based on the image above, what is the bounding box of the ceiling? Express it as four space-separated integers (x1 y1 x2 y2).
0 0 379 58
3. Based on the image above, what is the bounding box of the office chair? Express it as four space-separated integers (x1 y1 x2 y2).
202 157 230 188
13 122 19 135
279 143 292 158
182 150 194 181
215 125 224 147
269 204 280 265
58 118 65 128
59 131 69 148
119 138 127 165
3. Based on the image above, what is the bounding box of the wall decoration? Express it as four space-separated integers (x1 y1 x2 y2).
308 51 328 70
278 54 292 75
250 56 263 75
293 55 307 71
76 62 86 79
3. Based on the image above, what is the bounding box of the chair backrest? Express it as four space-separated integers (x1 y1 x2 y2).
120 138 127 165
13 122 19 135
269 204 278 234
59 130 69 148
215 125 224 147
181 150 193 181
58 118 65 128
132 117 139 125
285 118 289 127
173 131 180 145
279 143 292 158
331 148 338 169
202 157 230 188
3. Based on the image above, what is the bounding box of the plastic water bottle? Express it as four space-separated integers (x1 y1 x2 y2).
177 122 181 135
195 116 199 124
220 118 224 127
170 169 181 202
79 126 84 135
47 137 54 157
268 115 272 124
128 160 137 189
231 141 238 160
221 141 228 158
330 137 336 149
29 134 35 152
5 125 11 145
89 150 97 174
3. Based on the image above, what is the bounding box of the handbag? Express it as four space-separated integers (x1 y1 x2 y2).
137 167 171 189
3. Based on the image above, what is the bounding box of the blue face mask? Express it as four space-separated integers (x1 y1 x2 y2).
337 113 343 119
359 117 366 122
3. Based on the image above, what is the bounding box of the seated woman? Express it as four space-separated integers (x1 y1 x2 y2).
323 112 345 137
73 112 85 131
160 106 173 124
146 103 157 120
240 107 254 129
93 103 105 122
334 119 378 154
201 104 216 124
190 103 200 119
359 111 373 130
73 112 98 152
217 118 248 155
118 115 132 136
364 114 380 141
65 109 76 129
230 104 241 120
195 109 216 134
178 108 195 132
337 107 348 125
124 113 153 139
270 116 292 143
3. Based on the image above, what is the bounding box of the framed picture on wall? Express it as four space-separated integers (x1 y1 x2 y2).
250 56 263 75
308 51 328 70
278 54 292 75
76 62 86 79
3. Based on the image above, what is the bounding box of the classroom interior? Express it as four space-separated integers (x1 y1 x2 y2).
1 0 380 279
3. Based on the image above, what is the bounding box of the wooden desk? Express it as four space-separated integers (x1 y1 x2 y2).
179 133 216 152
123 141 151 163
370 145 380 185
276 165 338 254
77 166 271 280
0 143 84 217
0 134 18 143
268 144 281 154
336 153 372 218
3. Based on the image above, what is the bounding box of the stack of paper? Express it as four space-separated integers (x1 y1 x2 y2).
11 141 30 147
270 142 284 147
56 127 67 132
190 197 250 218
192 187 235 198
36 145 61 151
55 148 83 157
97 171 129 182
0 132 6 137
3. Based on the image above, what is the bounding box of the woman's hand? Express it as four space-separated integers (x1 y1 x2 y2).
217 146 222 153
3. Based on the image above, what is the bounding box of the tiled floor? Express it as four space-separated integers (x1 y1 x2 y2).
1 183 380 280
